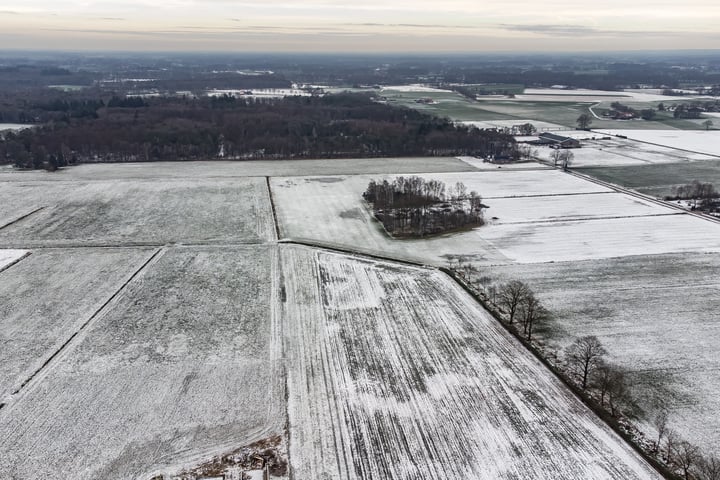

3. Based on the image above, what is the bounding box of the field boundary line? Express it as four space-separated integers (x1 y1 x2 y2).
279 238 432 270
1 247 166 411
0 251 31 275
0 206 45 231
265 176 281 241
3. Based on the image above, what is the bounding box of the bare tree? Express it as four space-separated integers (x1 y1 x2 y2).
698 454 720 480
518 291 550 341
565 335 607 390
653 409 670 454
497 280 531 325
666 429 679 464
592 363 615 407
577 113 593 129
606 368 632 417
673 441 701 480
551 149 574 170
702 119 714 130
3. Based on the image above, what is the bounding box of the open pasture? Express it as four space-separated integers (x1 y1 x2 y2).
0 178 276 247
0 157 475 183
271 169 720 264
536 137 718 168
0 180 73 228
0 247 154 401
0 245 284 480
596 130 720 157
578 160 720 198
483 252 720 452
281 245 662 480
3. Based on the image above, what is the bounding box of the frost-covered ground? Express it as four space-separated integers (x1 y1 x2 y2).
3 159 719 477
456 156 550 170
0 246 285 480
0 248 153 400
0 157 474 182
595 130 720 157
281 245 662 480
0 123 33 131
535 136 718 168
0 178 276 247
0 249 28 270
271 170 720 265
381 84 454 93
484 252 720 453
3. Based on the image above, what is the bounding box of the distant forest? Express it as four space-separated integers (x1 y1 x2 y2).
1 93 517 168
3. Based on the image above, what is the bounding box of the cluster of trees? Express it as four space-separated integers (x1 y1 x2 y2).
3 93 519 168
665 180 719 211
363 176 486 237
576 113 593 129
494 280 549 341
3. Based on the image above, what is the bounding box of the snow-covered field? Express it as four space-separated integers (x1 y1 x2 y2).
271 170 720 264
476 214 720 263
0 248 154 400
0 158 474 183
595 130 720 157
0 249 28 270
0 123 33 131
3 159 719 477
456 156 550 170
281 245 662 479
535 137 718 168
382 84 453 93
0 246 285 480
485 252 720 452
0 178 276 247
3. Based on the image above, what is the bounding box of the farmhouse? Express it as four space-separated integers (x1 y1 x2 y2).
534 132 581 149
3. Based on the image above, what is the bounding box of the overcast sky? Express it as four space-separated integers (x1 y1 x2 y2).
1 0 719 52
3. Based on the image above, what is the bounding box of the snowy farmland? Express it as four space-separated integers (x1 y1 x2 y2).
595 129 720 157
535 137 718 168
281 245 662 480
0 246 285 479
2 158 720 478
484 252 720 453
271 170 720 265
0 178 276 247
0 248 154 401
0 157 474 183
0 249 28 270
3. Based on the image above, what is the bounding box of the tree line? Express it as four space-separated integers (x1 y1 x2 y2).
1 93 518 168
447 267 720 480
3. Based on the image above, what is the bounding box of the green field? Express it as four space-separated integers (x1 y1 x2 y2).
384 88 709 130
577 160 720 198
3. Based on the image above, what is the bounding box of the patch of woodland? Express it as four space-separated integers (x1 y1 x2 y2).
1 92 517 169
363 176 487 238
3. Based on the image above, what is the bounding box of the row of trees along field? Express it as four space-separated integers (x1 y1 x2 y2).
1 92 518 169
363 176 486 237
449 267 720 480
